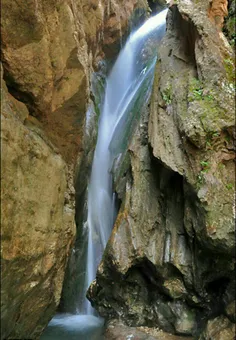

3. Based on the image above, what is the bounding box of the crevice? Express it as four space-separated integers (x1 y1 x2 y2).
169 5 198 67
206 277 230 296
2 63 40 118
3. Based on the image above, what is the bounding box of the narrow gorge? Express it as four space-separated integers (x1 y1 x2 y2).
1 1 235 340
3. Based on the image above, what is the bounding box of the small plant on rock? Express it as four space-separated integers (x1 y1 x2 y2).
162 87 172 105
197 160 210 187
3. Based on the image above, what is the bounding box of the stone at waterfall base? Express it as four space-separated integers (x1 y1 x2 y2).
104 320 193 340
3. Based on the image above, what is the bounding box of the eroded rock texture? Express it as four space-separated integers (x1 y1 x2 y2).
208 0 228 30
88 0 235 337
1 0 148 163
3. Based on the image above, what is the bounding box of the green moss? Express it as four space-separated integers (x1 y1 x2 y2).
196 160 211 188
188 77 214 102
218 163 225 170
198 99 228 133
223 0 236 46
197 172 205 187
188 79 231 134
226 16 236 35
223 58 235 83
206 131 220 141
200 160 210 170
226 183 233 190
205 131 221 149
188 77 202 101
161 85 172 105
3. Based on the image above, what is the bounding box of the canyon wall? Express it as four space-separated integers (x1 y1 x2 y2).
88 0 235 338
1 0 149 338
1 0 234 339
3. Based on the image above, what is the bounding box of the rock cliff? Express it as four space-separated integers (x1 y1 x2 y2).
88 0 235 337
1 0 235 338
1 0 148 164
1 75 76 339
1 0 149 338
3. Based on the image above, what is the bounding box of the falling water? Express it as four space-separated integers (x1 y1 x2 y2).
41 8 167 340
83 8 168 315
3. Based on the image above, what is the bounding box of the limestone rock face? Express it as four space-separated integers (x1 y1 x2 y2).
88 0 235 336
1 78 76 339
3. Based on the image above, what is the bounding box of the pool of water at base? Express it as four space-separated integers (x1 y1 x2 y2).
40 314 104 340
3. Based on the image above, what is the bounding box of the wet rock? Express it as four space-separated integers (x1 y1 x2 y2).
222 278 236 322
105 320 193 340
199 315 236 340
225 301 236 322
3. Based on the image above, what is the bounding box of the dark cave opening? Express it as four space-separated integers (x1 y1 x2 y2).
206 277 230 296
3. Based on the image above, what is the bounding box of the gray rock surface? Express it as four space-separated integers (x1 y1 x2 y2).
88 1 235 336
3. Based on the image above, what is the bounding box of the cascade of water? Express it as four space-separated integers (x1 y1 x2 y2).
41 9 168 340
80 9 168 315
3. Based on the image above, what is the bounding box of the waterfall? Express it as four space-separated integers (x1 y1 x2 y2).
41 8 167 340
81 8 168 315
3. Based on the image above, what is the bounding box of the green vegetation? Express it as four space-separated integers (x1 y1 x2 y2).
200 160 210 169
192 87 203 100
226 183 233 190
223 57 235 83
161 86 172 105
212 131 220 138
92 73 106 122
218 163 226 170
188 77 232 138
205 131 221 148
197 160 210 187
225 134 230 141
188 78 213 102
226 17 236 46
197 172 205 186
223 0 236 46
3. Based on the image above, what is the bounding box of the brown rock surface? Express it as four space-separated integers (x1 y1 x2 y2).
208 0 228 29
1 0 149 163
1 76 76 339
0 0 150 338
199 315 236 340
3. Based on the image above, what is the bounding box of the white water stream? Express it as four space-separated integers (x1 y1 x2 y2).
83 8 168 315
41 8 167 340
